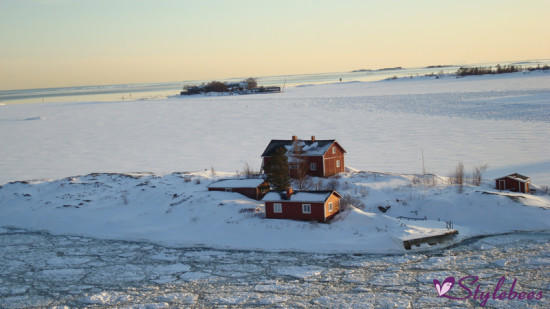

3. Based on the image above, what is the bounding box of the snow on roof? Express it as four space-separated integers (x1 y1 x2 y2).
283 141 332 157
261 139 342 157
262 191 337 203
498 173 531 182
208 178 266 189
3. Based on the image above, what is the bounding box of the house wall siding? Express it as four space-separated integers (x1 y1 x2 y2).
324 194 341 221
305 156 324 177
322 143 345 177
495 177 529 193
265 201 326 221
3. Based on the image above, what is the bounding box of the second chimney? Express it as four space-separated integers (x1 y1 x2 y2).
292 135 298 141
285 187 294 199
311 135 316 142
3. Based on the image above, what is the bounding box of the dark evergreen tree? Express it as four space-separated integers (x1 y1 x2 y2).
264 147 290 191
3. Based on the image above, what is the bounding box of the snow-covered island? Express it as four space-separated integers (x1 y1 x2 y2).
1 71 549 254
1 169 549 254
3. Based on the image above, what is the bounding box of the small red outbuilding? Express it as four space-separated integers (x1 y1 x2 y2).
263 188 341 222
495 173 531 193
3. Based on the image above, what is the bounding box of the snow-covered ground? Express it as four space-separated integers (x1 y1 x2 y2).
0 170 549 254
1 72 549 253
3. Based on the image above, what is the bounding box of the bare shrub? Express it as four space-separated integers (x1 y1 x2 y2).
238 208 256 213
325 178 340 191
355 186 369 197
242 162 259 179
472 163 489 186
340 194 365 211
449 161 464 193
413 174 436 186
121 191 129 205
293 177 315 190
342 181 350 191
537 185 550 195
289 139 310 190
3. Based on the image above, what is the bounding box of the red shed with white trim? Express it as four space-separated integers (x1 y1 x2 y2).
263 188 341 222
495 173 531 193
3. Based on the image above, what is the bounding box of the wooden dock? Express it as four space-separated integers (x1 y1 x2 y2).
403 230 459 250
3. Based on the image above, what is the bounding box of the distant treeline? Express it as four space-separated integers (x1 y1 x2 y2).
425 65 452 69
456 64 549 77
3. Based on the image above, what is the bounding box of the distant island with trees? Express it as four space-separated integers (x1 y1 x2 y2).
351 63 549 79
181 78 281 96
456 64 549 77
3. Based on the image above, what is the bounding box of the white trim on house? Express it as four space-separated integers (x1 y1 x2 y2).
328 202 333 212
273 203 282 213
302 204 311 214
499 179 506 190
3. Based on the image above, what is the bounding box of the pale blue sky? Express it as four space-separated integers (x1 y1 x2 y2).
1 0 549 90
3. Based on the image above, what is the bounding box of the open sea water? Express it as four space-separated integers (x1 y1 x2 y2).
2 59 549 105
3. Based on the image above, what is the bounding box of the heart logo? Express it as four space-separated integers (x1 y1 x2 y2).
433 277 455 297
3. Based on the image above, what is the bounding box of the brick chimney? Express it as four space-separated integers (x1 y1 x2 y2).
292 135 297 141
285 187 294 199
311 135 316 142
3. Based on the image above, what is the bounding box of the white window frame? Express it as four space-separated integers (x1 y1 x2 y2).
273 203 282 213
336 160 341 168
310 162 317 171
328 202 333 212
332 146 336 154
302 204 311 214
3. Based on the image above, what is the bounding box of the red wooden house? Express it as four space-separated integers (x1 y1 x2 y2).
495 173 531 193
208 179 270 200
263 188 342 222
261 136 346 178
